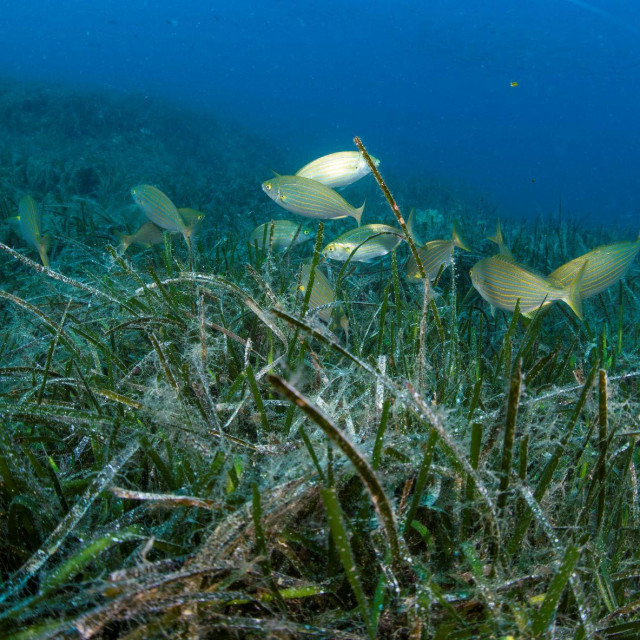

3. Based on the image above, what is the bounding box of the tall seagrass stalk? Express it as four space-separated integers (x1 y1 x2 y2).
353 136 425 279
447 251 458 388
597 368 608 531
418 277 430 394
498 359 522 515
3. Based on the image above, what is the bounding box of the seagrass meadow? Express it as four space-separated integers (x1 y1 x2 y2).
1 80 640 640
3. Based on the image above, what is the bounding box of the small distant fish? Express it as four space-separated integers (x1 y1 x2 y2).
470 254 586 319
249 220 313 251
406 222 469 281
510 81 518 87
298 263 348 334
16 195 50 267
322 224 402 263
295 151 380 189
548 232 640 299
131 185 193 245
262 175 364 226
487 220 514 258
116 221 165 253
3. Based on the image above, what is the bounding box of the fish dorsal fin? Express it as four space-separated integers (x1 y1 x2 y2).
271 170 281 177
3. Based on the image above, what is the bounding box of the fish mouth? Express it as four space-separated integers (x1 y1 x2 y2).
261 183 278 200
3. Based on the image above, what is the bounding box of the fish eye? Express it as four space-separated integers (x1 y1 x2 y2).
328 246 334 251
264 183 272 191
304 229 310 235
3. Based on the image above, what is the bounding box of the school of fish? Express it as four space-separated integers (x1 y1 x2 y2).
8 148 640 331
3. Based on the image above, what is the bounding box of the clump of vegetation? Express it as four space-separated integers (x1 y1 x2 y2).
1 79 639 639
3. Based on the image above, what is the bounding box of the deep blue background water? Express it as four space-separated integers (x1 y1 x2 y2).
1 0 638 224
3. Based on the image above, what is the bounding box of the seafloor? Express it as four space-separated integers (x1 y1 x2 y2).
0 78 639 639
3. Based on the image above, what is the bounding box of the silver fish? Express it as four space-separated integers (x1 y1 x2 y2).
295 151 380 188
548 232 640 299
471 254 586 319
322 224 402 262
262 174 364 225
250 220 313 251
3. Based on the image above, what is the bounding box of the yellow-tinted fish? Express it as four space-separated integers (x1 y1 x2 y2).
249 220 313 251
118 206 204 253
295 151 380 189
177 207 205 229
262 175 364 226
16 195 50 267
298 263 348 333
406 222 469 281
548 232 640 299
116 221 165 253
470 254 586 319
487 220 513 258
131 185 192 245
322 224 402 262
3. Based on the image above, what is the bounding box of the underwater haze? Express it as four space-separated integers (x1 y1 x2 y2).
4 2 640 639
1 0 639 221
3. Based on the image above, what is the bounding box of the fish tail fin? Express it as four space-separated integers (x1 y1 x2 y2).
115 231 133 253
406 208 421 244
452 220 470 251
353 201 365 226
487 219 504 248
339 314 349 339
39 235 51 267
564 260 587 320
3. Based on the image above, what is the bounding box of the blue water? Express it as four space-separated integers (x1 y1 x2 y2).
2 0 639 223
